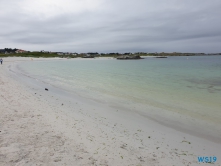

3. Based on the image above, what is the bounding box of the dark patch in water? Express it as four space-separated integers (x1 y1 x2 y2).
197 87 207 90
187 78 221 86
186 78 221 93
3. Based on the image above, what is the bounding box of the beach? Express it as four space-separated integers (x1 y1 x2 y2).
0 57 220 166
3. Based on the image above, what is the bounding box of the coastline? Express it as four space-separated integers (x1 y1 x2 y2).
0 57 220 166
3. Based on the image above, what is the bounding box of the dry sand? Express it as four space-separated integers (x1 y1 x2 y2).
0 57 220 166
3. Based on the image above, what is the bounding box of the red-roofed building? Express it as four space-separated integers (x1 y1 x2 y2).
15 49 27 53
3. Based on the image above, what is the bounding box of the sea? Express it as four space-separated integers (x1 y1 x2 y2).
17 56 221 127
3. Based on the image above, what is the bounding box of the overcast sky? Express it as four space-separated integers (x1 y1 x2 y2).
0 0 221 53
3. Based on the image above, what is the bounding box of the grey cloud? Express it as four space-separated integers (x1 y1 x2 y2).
0 0 221 53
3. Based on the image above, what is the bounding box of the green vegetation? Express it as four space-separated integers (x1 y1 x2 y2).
0 52 60 58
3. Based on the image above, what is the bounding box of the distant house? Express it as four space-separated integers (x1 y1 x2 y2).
41 50 50 53
56 52 71 56
15 49 27 53
82 54 95 58
57 52 64 55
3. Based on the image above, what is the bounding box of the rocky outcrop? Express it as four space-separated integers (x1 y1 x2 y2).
116 55 143 60
155 56 167 58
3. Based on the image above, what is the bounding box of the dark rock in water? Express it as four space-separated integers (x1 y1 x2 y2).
45 88 48 91
116 55 143 60
155 56 167 58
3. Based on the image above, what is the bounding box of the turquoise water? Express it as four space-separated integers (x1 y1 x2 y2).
18 56 221 124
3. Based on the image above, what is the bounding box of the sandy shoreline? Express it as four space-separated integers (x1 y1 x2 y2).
0 57 220 166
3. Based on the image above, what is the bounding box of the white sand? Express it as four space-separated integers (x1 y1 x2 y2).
0 57 220 166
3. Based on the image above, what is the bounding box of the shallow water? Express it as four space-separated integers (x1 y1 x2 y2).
18 56 221 124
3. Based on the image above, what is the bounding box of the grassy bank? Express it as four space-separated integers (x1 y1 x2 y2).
0 52 61 58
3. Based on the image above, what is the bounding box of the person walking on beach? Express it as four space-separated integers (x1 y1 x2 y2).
0 58 2 65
